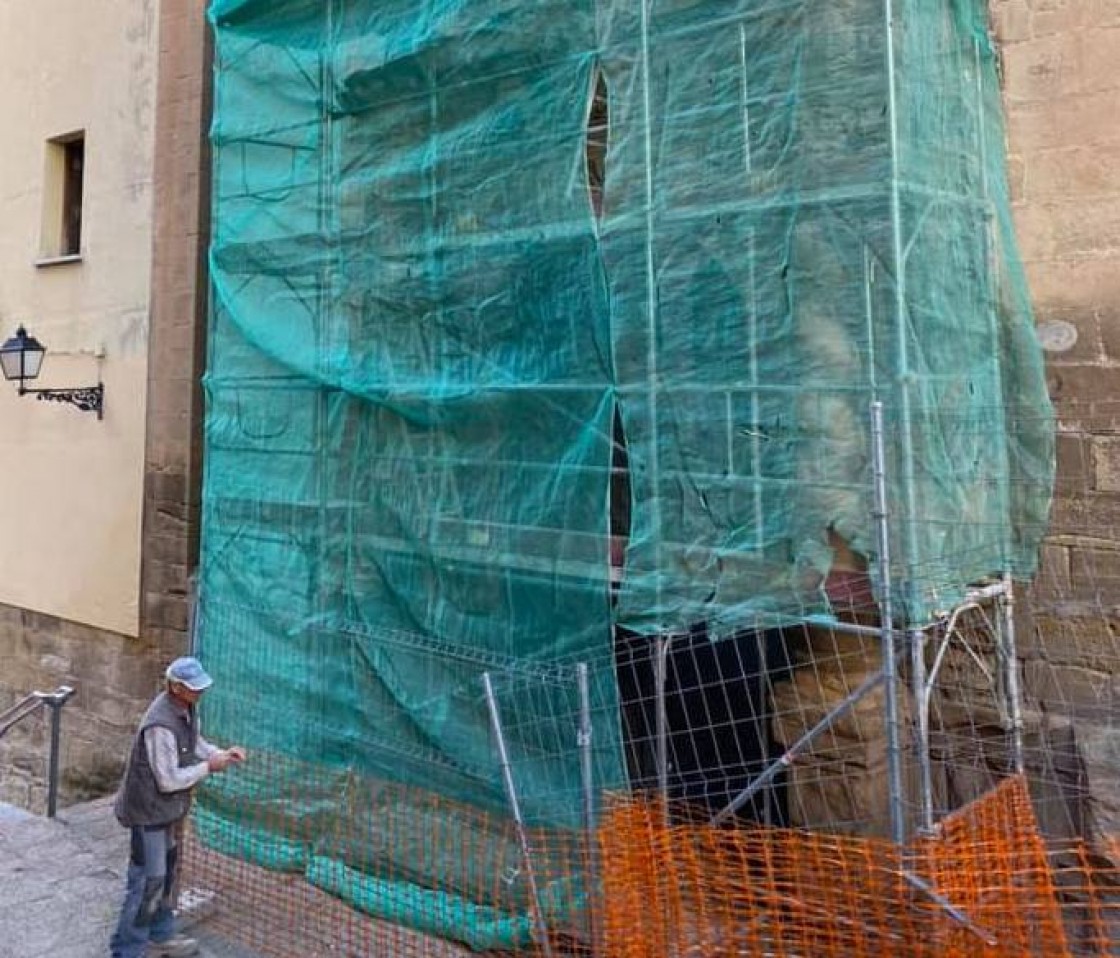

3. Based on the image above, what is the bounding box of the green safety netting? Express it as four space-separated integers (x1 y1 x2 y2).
197 0 1053 948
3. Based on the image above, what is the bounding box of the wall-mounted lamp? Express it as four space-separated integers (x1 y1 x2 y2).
1 326 104 419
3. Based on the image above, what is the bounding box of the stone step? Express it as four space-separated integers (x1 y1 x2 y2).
0 796 264 957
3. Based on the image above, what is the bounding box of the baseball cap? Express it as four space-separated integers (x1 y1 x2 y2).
166 656 213 692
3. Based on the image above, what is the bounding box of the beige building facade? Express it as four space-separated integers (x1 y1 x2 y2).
0 0 210 810
0 0 155 637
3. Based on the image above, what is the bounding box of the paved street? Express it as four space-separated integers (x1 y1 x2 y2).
0 799 258 958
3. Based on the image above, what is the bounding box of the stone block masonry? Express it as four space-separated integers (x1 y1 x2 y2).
0 605 164 814
993 0 1120 860
139 0 211 661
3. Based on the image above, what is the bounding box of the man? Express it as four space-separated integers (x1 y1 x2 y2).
110 657 246 958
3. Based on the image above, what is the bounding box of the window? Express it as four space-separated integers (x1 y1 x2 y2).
60 138 84 255
39 131 85 263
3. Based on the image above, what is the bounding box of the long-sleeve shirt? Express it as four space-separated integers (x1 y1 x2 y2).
145 725 220 794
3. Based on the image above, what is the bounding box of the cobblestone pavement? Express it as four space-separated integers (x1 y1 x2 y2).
0 799 260 958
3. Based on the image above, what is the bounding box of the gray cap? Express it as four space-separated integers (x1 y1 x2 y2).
166 656 213 692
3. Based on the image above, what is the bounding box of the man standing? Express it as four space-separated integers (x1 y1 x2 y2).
110 657 246 958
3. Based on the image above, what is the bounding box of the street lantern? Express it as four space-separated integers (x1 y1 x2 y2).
1 325 104 419
0 326 45 382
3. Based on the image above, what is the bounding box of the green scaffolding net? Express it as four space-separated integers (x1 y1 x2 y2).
197 0 1054 949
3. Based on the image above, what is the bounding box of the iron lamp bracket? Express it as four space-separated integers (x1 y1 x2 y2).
19 383 104 419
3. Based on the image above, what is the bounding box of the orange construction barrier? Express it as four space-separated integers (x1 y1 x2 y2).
182 774 1118 956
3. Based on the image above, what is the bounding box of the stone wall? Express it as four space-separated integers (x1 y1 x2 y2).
0 0 210 814
993 0 1120 855
0 605 159 812
138 0 211 660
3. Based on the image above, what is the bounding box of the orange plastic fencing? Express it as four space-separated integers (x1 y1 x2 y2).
1049 838 1120 956
916 775 1072 958
598 776 1102 958
181 774 1118 957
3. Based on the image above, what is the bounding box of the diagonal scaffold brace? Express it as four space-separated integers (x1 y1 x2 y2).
482 671 556 958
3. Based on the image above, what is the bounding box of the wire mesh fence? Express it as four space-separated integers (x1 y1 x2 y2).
183 0 1120 953
182 772 1119 957
178 405 1120 956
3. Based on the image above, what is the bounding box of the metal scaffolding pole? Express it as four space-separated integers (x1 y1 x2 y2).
911 579 1016 835
871 400 907 846
482 672 555 958
653 633 673 814
576 663 600 956
998 574 1026 774
911 625 934 834
711 670 886 826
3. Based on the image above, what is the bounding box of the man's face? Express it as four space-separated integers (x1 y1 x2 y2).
170 682 203 705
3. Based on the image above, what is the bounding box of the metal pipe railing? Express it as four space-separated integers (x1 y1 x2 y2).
0 693 43 737
0 685 76 817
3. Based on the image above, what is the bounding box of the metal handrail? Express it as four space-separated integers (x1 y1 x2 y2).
0 685 76 817
0 693 43 737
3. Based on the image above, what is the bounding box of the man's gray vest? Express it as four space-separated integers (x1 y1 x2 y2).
113 691 201 828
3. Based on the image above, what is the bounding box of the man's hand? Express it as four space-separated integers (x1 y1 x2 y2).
207 752 234 773
205 746 247 774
